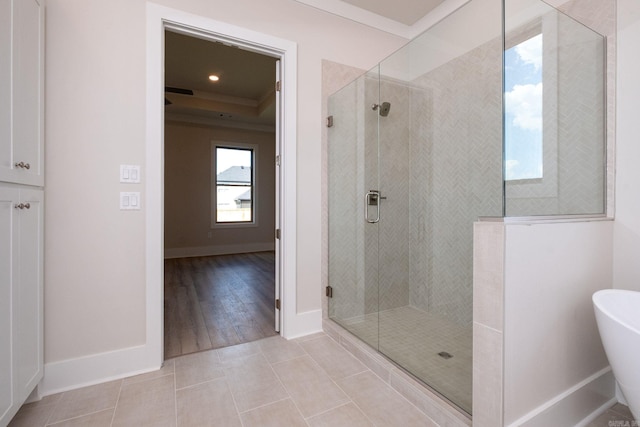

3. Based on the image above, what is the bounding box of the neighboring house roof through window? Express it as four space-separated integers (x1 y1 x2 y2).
217 165 251 185
235 189 252 202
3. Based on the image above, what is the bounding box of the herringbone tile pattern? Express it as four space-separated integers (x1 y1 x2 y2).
411 37 503 325
505 7 607 216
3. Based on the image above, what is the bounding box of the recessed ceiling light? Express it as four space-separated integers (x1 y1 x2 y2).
209 75 220 82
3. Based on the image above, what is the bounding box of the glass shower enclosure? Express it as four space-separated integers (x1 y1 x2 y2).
327 0 606 415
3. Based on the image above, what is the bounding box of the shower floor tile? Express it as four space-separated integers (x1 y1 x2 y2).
337 306 472 413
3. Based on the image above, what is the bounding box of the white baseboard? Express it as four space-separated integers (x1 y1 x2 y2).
39 309 321 395
283 309 323 340
164 242 274 259
39 344 161 396
507 367 615 427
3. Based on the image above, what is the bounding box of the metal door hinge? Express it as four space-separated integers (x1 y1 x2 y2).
276 155 281 166
276 228 281 239
326 115 334 128
275 299 281 310
326 286 333 298
275 81 281 92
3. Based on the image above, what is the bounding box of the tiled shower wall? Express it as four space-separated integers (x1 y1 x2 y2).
408 39 504 326
549 0 617 217
327 39 505 327
375 78 412 312
327 79 367 321
504 6 612 216
327 75 413 321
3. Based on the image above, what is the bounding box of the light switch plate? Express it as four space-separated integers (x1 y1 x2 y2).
120 192 141 210
120 165 141 183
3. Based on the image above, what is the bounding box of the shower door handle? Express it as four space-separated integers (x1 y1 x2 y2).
365 191 380 223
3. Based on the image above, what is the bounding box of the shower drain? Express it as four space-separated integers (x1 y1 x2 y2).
438 351 453 359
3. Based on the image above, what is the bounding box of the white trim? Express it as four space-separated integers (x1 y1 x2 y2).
165 113 276 133
506 367 615 427
146 4 299 368
292 0 470 39
39 345 159 396
282 309 323 339
505 14 560 202
164 243 274 259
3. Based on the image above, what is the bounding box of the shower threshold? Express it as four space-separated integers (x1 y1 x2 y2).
331 306 472 415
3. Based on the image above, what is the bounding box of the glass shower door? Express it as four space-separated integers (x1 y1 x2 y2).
328 0 503 415
327 67 381 350
375 0 503 415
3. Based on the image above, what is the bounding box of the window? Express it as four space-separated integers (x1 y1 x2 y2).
504 33 543 181
213 144 256 225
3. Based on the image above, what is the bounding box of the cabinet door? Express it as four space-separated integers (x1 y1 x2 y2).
0 0 12 177
0 186 42 426
15 188 43 400
0 186 18 425
0 0 44 186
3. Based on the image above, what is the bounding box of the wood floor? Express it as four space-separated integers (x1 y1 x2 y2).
164 251 277 359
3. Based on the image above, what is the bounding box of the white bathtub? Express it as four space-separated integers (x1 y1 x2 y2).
593 289 640 421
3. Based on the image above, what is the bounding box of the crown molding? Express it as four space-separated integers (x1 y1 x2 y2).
292 0 470 39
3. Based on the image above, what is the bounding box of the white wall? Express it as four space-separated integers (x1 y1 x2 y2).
45 0 148 363
613 0 640 294
44 0 406 380
503 221 614 426
472 220 615 427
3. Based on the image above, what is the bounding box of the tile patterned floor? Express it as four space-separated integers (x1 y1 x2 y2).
338 306 472 413
8 333 439 427
8 331 636 426
588 404 637 427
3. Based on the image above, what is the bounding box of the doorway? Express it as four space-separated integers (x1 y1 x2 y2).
146 4 299 369
163 30 279 359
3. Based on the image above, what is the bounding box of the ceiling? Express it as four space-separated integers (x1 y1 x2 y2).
164 31 277 131
292 0 464 39
164 0 462 130
340 0 446 26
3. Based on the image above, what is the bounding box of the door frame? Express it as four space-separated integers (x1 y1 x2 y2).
145 3 297 366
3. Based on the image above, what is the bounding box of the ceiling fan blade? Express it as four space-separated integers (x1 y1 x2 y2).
165 86 193 96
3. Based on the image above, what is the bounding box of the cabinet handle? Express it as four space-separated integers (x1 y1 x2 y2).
14 162 31 170
14 203 30 210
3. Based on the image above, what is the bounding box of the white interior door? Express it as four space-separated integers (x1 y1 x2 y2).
274 59 281 333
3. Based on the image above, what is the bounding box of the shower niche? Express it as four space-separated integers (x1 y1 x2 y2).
327 0 606 416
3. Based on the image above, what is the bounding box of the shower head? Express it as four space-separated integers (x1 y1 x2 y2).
372 102 391 117
379 102 391 117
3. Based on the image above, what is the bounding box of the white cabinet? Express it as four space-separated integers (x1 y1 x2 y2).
0 185 43 426
0 0 45 425
0 0 45 187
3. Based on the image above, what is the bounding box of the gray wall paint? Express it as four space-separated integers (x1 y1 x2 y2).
164 121 276 255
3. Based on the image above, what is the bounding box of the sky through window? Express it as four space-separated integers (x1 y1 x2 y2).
504 34 543 181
